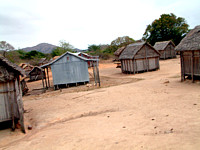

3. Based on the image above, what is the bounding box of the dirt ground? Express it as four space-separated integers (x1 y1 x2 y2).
0 57 200 150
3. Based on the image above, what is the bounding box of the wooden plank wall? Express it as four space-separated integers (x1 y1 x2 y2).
181 50 200 82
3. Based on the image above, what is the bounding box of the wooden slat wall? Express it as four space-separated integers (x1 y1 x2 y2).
181 50 200 81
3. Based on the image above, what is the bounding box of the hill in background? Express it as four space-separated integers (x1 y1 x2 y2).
22 43 87 54
22 43 57 54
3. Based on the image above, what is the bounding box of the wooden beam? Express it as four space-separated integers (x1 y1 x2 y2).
192 51 194 82
145 45 149 71
121 60 123 73
180 52 184 81
46 67 50 87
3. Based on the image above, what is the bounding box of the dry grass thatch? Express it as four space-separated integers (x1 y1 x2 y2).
114 46 126 56
119 42 159 59
0 56 25 76
154 41 175 51
176 25 200 51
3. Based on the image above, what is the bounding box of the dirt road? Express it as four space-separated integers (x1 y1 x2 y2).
0 57 200 150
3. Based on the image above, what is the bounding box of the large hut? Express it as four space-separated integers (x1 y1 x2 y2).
0 56 25 133
175 25 200 82
154 41 176 59
119 42 160 74
41 52 100 89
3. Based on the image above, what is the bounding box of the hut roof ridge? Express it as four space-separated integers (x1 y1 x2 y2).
0 56 25 76
119 42 159 59
176 25 200 51
154 41 175 50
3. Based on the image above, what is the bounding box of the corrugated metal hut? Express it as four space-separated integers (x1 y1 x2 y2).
0 56 25 132
175 25 200 82
154 41 176 59
41 52 100 89
119 42 160 74
28 66 44 81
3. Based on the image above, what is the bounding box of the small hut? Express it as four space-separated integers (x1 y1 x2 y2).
38 58 49 66
19 63 34 76
119 42 160 74
0 56 25 133
41 52 100 89
113 46 126 68
28 66 44 81
175 25 200 82
154 41 176 59
114 46 126 58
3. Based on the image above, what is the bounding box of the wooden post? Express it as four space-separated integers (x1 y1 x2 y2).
133 59 135 74
46 67 50 87
145 45 149 71
44 69 48 89
121 60 123 73
96 60 100 86
93 61 97 86
164 49 166 59
15 77 25 133
41 69 45 89
192 51 194 83
180 52 185 81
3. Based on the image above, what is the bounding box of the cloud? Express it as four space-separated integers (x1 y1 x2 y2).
0 0 200 49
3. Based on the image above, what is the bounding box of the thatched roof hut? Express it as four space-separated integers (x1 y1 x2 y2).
119 42 160 74
154 41 176 59
114 46 126 57
28 66 44 81
175 25 200 82
0 56 25 132
176 25 200 51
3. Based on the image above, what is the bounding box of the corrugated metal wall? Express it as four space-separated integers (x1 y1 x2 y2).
51 54 89 85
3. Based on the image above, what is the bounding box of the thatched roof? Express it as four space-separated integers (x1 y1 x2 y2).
119 42 159 59
0 56 25 76
38 58 48 64
29 66 43 74
114 46 126 56
176 25 200 51
154 41 175 51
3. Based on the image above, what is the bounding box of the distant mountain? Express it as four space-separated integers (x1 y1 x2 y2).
22 43 57 54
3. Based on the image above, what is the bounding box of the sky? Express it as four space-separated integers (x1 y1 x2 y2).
0 0 200 50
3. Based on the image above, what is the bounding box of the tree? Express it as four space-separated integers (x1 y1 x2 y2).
110 36 135 52
59 40 74 52
51 40 74 57
0 41 15 57
142 13 189 46
88 44 101 52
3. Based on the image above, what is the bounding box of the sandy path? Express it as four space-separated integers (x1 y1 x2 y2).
0 57 200 150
